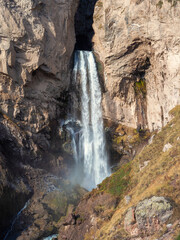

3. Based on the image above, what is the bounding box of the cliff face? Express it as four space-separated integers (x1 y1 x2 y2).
0 0 81 172
0 0 77 139
93 0 180 131
0 0 79 236
0 0 180 239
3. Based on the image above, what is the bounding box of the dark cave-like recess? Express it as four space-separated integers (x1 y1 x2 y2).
75 35 92 51
74 0 97 50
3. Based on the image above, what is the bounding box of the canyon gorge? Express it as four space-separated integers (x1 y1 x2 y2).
0 0 179 239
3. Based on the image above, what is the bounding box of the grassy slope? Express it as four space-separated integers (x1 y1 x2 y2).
87 106 180 239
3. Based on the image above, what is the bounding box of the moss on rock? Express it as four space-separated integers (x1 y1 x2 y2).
42 191 68 220
98 162 131 196
134 79 146 98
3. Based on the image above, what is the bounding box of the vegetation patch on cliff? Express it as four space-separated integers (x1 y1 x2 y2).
98 163 131 197
134 79 146 98
176 234 180 240
167 0 180 7
106 120 150 168
157 0 180 8
157 0 163 8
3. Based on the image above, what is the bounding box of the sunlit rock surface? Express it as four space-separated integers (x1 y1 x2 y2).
0 0 78 134
93 0 180 131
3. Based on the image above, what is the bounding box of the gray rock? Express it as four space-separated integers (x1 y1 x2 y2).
124 207 136 226
166 224 172 229
125 195 131 204
135 196 173 225
124 196 173 237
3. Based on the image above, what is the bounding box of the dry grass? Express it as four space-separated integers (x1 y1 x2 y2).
94 105 180 239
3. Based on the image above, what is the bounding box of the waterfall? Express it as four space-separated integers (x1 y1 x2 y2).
63 51 110 190
43 234 58 240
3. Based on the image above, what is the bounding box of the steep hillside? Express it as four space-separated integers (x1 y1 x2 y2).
59 106 180 240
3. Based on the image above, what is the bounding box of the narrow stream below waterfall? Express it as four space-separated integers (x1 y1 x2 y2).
3 201 29 240
62 51 110 190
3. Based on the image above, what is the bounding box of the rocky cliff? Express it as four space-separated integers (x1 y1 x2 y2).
56 1 180 239
0 0 80 237
0 0 180 239
0 0 78 157
93 0 180 131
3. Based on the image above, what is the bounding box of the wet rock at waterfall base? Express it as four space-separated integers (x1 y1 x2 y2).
3 170 86 240
58 192 117 240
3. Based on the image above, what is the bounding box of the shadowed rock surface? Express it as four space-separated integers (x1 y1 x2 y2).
0 0 79 236
75 0 97 50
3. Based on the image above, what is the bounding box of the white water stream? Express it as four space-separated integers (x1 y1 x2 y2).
64 51 110 190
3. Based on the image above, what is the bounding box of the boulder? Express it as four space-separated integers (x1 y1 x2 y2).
124 196 173 237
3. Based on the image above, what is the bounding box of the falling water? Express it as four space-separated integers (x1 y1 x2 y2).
43 234 58 240
63 51 110 190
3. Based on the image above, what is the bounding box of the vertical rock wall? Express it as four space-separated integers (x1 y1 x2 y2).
0 0 79 166
93 0 180 131
0 0 79 235
0 0 78 134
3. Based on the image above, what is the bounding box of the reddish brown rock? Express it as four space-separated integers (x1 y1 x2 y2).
58 192 118 240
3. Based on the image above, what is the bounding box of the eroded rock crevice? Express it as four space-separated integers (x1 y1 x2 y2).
75 0 98 50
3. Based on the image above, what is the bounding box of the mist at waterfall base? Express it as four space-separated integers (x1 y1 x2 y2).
61 51 110 191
